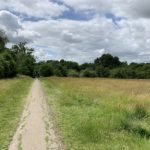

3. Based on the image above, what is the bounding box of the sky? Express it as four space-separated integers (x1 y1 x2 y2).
0 0 150 63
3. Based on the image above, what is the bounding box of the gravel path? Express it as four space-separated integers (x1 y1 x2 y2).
9 79 63 150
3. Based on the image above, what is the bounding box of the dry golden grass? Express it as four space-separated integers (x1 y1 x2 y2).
42 77 150 150
0 79 17 90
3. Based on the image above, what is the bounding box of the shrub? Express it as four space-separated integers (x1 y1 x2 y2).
110 68 137 79
0 52 17 78
95 66 110 77
53 69 63 77
67 69 79 77
80 69 97 77
39 63 53 77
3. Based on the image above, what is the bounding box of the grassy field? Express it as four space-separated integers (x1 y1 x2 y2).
42 77 150 150
0 77 33 150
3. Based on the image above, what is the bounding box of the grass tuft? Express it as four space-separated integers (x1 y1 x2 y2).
120 104 150 139
134 104 148 119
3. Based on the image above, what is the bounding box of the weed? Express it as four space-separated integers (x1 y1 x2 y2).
134 104 148 119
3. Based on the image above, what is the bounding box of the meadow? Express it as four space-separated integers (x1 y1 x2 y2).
42 77 150 150
0 77 32 150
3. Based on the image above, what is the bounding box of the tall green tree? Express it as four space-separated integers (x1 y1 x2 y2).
0 30 8 52
11 42 35 77
0 30 17 78
95 54 121 69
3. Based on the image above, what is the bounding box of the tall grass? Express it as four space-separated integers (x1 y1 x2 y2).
42 77 150 150
0 77 33 150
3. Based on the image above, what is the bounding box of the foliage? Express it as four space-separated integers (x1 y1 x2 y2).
11 42 35 77
39 63 53 77
0 30 35 78
80 69 97 77
1 28 150 79
110 67 137 79
35 55 150 79
0 30 8 52
67 69 79 77
95 66 110 77
94 53 121 68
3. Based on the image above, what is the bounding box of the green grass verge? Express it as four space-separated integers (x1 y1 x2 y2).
0 76 33 150
41 77 150 150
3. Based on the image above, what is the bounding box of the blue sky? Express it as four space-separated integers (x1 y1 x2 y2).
0 0 150 63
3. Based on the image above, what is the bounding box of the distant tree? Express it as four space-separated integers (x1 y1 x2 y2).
80 69 97 77
80 63 95 70
53 69 63 77
12 42 34 54
11 42 35 77
18 56 35 76
59 66 67 77
94 54 121 68
95 66 110 77
0 30 8 52
39 63 53 77
1 29 150 80
0 51 17 78
0 30 17 78
110 68 137 79
59 59 79 70
67 69 79 77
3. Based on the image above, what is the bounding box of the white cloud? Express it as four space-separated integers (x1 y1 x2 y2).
0 0 68 19
129 0 150 18
61 30 82 43
0 10 21 31
63 0 150 19
1 1 150 63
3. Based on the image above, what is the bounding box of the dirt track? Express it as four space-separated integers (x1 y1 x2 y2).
9 79 63 150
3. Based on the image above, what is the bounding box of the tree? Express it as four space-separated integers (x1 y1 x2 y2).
39 63 53 77
80 69 97 77
110 68 137 79
12 42 34 54
94 54 121 69
0 30 8 52
0 51 17 78
53 69 63 77
80 63 95 70
95 66 110 77
67 69 79 77
11 42 35 77
0 30 17 78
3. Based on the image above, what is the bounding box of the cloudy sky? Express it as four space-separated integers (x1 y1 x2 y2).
0 0 150 63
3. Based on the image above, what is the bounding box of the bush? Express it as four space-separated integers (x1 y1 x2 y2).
80 69 97 77
17 56 35 77
95 66 110 77
53 69 63 77
39 63 53 77
0 52 17 78
110 68 137 79
67 69 79 77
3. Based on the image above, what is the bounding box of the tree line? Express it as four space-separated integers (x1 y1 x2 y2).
1 30 150 79
0 30 35 78
36 55 150 79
